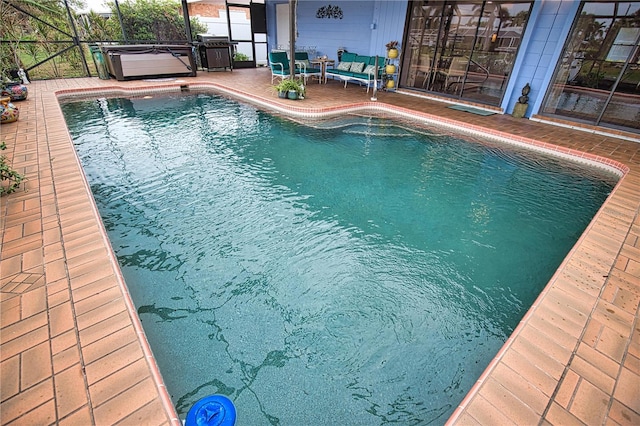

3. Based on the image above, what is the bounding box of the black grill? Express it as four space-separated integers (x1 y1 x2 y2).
197 35 234 71
197 35 230 46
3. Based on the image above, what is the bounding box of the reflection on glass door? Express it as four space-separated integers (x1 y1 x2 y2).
401 1 533 106
541 2 640 132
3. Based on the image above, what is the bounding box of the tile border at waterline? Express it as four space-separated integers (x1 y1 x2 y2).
56 83 630 179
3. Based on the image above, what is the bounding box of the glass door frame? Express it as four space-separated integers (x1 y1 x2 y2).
226 0 267 68
400 0 534 107
598 29 640 124
539 1 640 132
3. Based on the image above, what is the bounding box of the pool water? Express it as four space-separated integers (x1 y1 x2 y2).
61 93 617 425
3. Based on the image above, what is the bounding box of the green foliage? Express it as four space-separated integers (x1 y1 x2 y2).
274 78 305 96
0 142 25 195
190 17 207 40
79 10 119 41
580 71 605 89
109 0 206 42
233 52 249 61
1 0 205 79
1 0 86 79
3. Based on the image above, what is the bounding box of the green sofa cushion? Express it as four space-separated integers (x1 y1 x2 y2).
340 52 358 62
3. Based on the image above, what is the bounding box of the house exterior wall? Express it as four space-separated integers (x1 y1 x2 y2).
266 0 405 59
265 0 583 118
189 3 226 18
369 0 408 57
506 0 581 116
189 3 229 36
302 1 374 57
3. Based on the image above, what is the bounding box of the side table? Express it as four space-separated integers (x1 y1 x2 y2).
310 58 336 84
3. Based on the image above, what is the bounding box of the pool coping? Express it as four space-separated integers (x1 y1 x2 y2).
48 82 640 423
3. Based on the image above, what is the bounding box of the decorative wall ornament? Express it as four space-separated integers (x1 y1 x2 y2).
316 4 343 19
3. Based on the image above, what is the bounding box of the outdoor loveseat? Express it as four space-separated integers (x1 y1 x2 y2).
325 52 384 92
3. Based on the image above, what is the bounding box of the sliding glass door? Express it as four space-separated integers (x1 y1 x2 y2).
401 1 533 106
541 2 640 132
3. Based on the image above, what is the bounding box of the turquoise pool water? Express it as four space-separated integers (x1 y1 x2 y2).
61 93 617 425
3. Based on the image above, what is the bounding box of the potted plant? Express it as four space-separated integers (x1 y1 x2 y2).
274 78 305 100
233 52 253 69
386 41 399 59
1 76 29 102
1 141 25 194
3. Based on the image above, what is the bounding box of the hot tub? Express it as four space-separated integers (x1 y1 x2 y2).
101 44 196 81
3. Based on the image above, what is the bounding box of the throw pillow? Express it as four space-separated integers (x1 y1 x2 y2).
337 61 352 71
363 64 377 75
350 62 365 73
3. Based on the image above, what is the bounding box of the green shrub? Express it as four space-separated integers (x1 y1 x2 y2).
234 53 250 61
1 142 25 195
274 78 305 95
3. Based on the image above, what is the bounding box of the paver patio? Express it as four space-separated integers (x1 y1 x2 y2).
1 68 638 425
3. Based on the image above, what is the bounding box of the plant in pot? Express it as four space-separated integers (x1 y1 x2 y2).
1 141 25 194
386 41 399 59
274 78 305 100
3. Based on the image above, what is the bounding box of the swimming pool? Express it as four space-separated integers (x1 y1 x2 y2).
61 92 617 424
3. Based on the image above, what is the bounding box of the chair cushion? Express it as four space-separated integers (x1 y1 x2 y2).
349 62 365 73
337 61 352 71
341 52 358 62
363 64 376 75
366 56 380 65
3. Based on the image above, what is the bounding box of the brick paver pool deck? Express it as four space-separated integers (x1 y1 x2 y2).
1 69 638 425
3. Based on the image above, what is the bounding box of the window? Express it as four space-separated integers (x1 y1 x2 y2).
400 1 533 107
541 1 640 132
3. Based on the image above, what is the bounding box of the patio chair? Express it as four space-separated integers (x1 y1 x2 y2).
269 51 298 83
294 52 322 84
415 54 432 88
439 56 469 94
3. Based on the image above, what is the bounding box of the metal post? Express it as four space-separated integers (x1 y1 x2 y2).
289 0 296 79
371 55 378 101
595 31 640 125
114 0 128 43
63 0 91 77
182 0 193 43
